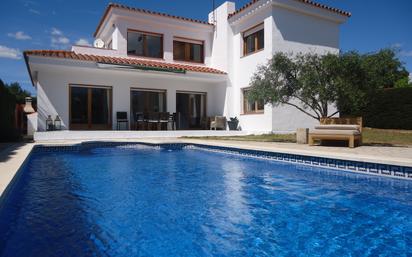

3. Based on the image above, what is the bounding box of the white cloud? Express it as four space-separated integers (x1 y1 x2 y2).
7 31 32 40
391 43 403 48
50 28 70 48
400 50 412 57
51 27 62 36
23 0 38 7
52 36 69 44
0 45 22 60
75 38 91 46
409 73 412 83
29 8 40 15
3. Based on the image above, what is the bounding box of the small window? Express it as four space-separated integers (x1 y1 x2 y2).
173 38 204 63
127 30 163 58
243 89 264 114
243 24 264 56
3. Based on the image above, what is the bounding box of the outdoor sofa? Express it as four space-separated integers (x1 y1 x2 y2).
309 117 363 148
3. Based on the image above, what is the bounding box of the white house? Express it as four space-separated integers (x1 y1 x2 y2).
24 0 350 133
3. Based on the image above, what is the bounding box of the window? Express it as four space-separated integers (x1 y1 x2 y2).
243 89 264 114
127 30 163 58
243 24 264 56
173 38 204 63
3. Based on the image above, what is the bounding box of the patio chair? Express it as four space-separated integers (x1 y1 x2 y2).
168 113 177 130
116 112 128 130
146 112 160 130
309 117 363 148
134 112 145 130
159 112 169 130
210 116 227 130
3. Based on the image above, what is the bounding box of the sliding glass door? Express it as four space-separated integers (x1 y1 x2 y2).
176 91 206 129
70 85 112 130
130 89 166 121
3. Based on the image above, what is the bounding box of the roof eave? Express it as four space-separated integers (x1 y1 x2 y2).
24 51 227 76
228 0 351 21
23 52 36 88
94 3 214 38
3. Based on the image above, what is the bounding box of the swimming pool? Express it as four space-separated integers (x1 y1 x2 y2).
0 143 411 256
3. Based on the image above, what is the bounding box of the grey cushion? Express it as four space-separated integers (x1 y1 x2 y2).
310 129 360 135
315 124 360 130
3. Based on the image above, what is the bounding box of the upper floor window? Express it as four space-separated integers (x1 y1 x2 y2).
243 88 264 114
127 30 163 58
173 37 204 63
243 24 264 56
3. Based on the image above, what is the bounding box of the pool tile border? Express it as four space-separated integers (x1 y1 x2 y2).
32 142 412 180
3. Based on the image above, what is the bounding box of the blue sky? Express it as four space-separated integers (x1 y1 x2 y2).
0 0 411 95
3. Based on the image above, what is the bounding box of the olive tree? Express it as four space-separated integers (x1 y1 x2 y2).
247 49 409 120
247 52 341 120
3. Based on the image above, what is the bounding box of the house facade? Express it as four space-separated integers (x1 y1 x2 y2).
24 0 349 132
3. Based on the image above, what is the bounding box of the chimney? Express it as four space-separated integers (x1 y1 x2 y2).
23 97 35 114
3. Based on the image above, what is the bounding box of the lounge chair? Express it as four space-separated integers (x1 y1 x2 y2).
308 117 362 148
210 116 227 130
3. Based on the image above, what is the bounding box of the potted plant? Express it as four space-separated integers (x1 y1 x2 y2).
227 117 239 130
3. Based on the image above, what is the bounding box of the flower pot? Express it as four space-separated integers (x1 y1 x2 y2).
227 121 239 130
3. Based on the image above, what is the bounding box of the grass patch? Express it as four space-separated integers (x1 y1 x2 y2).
362 127 412 146
186 128 412 146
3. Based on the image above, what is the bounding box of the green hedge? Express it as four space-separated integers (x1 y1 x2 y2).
362 88 412 130
0 81 19 142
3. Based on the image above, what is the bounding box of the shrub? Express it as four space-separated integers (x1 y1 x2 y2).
362 88 412 129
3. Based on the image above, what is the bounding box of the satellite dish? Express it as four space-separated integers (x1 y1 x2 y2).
93 38 105 48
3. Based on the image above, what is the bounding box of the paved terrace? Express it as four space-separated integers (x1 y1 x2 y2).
1 137 412 197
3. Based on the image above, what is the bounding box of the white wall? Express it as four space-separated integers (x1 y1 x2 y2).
271 5 340 54
223 1 342 132
228 4 274 132
270 4 340 131
33 60 227 131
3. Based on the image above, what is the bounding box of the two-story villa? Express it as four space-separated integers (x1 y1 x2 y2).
24 0 350 132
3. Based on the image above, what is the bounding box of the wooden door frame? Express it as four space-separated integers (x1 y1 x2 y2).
69 84 113 130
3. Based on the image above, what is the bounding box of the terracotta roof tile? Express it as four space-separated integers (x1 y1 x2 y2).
228 0 351 19
24 50 226 75
94 3 213 37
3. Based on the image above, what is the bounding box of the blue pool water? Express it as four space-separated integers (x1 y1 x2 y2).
0 145 411 257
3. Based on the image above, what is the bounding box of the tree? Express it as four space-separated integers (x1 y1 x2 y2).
337 49 409 114
394 77 412 88
247 52 341 120
361 48 409 89
5 82 32 104
248 49 409 120
0 80 19 141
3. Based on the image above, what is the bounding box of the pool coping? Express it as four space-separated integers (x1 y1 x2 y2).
1 139 412 198
0 143 35 198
